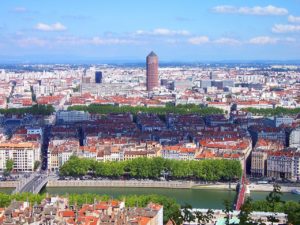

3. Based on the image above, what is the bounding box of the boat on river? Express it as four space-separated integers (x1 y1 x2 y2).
291 189 300 195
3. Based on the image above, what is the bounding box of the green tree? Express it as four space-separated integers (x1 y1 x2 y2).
223 199 234 225
4 159 14 176
266 184 283 225
239 197 255 225
181 204 195 224
283 201 300 225
194 209 214 225
34 161 41 171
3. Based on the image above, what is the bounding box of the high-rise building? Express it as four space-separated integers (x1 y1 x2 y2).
95 71 103 84
209 71 217 80
146 51 159 91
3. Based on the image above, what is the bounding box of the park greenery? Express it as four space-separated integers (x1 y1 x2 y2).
0 104 55 116
59 156 242 181
243 107 300 117
68 103 224 116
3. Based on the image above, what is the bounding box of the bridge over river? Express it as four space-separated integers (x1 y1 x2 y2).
13 174 51 194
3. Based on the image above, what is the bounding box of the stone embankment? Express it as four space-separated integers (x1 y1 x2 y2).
0 181 17 188
47 180 194 189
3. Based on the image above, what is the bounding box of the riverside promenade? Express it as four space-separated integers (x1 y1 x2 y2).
1 177 299 193
48 180 195 189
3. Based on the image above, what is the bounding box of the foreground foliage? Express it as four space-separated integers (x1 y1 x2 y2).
59 156 242 181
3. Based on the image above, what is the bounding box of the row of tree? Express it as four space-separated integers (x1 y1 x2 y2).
0 104 55 116
68 103 224 115
59 156 242 181
243 107 300 116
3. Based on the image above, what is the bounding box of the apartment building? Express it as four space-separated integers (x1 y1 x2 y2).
47 139 79 171
290 127 300 150
251 139 284 177
0 142 40 172
267 150 300 181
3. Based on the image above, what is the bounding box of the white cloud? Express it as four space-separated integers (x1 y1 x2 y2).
135 28 190 36
213 5 288 16
249 36 278 45
13 7 28 13
214 38 241 45
35 22 67 31
288 15 300 23
90 37 137 45
17 37 48 47
188 36 210 45
284 37 296 42
272 24 300 33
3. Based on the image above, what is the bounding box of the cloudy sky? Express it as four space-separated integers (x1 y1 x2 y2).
1 0 300 62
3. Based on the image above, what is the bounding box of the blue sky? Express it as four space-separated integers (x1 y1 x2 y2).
1 0 300 62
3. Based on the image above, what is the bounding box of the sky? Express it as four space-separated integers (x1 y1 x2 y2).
1 0 300 63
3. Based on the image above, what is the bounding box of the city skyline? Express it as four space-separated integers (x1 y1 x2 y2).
0 0 300 62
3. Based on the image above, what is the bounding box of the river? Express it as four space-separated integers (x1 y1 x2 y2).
1 187 299 209
43 187 300 208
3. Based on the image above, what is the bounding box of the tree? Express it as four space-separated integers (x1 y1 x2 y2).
283 201 300 225
4 159 14 176
266 184 283 225
239 197 255 225
181 204 195 224
194 209 213 225
206 97 212 102
223 199 234 225
34 161 41 171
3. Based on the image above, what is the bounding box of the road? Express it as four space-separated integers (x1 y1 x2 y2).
41 125 51 171
19 175 45 193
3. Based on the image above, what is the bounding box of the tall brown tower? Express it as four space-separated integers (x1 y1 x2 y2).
146 51 159 91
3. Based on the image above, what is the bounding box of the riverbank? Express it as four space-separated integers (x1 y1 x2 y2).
0 181 17 188
248 183 300 192
2 178 299 193
47 179 300 193
192 183 237 191
47 180 193 189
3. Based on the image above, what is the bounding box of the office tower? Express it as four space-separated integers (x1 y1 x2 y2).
200 80 212 88
146 51 159 91
95 71 103 84
209 71 217 80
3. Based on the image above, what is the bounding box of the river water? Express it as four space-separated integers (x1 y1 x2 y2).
44 187 300 208
1 187 299 208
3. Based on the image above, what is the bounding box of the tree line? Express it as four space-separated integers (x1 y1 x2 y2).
243 107 300 117
68 103 224 116
0 104 55 116
59 156 242 181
